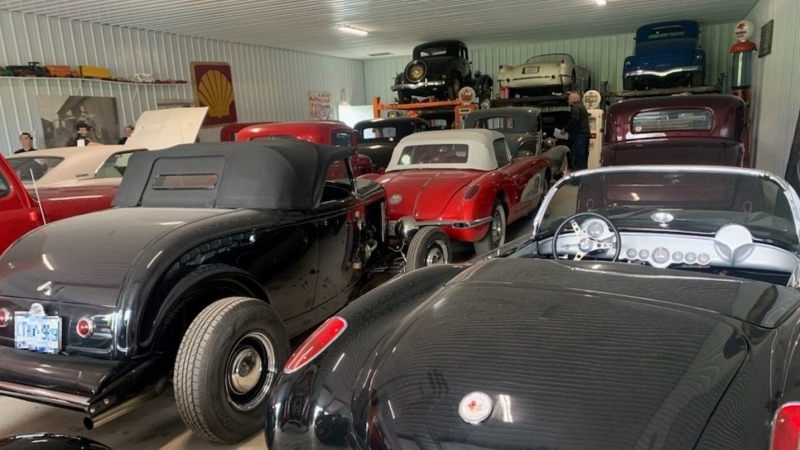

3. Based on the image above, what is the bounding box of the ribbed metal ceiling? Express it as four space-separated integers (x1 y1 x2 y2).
0 0 757 59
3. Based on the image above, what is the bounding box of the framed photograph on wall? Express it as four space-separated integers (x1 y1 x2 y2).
759 19 774 58
190 62 238 126
36 96 120 148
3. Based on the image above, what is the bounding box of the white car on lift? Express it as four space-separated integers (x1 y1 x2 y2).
499 53 591 98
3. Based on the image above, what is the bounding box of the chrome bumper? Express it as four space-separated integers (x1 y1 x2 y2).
391 80 446 91
388 217 493 236
625 65 703 78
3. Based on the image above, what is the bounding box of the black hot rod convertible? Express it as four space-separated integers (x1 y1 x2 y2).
0 140 388 443
267 165 800 449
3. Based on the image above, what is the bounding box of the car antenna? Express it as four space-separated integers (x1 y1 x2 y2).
29 168 48 225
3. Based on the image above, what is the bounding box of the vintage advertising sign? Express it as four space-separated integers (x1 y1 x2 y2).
190 62 238 126
309 91 334 120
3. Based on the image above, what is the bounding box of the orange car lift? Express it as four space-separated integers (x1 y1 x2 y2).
372 96 476 129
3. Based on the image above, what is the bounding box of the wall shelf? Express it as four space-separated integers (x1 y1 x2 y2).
0 76 188 87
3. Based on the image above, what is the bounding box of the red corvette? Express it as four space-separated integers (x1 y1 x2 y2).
361 128 551 270
0 155 117 256
236 121 375 177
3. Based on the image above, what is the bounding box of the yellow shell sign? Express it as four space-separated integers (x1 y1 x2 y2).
198 70 234 118
190 62 238 125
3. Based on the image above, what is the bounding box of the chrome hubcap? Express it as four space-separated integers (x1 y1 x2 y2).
491 210 504 247
225 331 276 412
230 346 262 394
425 240 448 266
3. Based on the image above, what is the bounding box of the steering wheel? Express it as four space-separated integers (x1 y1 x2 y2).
551 212 622 261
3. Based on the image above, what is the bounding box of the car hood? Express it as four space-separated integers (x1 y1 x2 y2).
351 258 757 449
378 170 478 219
604 138 743 166
0 207 237 306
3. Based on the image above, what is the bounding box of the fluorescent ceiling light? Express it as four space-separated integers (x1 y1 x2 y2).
596 0 607 4
338 25 369 36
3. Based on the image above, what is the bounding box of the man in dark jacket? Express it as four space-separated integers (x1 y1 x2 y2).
14 132 36 154
564 91 590 171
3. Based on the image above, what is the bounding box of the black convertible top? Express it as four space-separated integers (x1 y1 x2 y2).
113 140 354 210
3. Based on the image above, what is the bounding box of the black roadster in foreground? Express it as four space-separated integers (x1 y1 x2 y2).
267 166 800 449
0 140 388 443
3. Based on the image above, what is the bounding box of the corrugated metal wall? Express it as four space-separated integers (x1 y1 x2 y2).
364 23 736 103
747 0 800 174
0 9 366 155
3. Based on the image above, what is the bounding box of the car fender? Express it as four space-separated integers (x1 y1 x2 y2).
267 264 466 447
445 173 509 224
139 263 270 348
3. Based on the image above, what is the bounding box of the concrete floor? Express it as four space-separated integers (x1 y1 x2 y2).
0 217 536 450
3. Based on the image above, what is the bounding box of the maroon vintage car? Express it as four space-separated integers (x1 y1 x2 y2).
236 121 375 177
601 94 748 167
0 154 117 255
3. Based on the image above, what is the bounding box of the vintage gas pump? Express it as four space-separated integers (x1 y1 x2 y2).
455 87 478 129
731 20 757 167
583 90 605 169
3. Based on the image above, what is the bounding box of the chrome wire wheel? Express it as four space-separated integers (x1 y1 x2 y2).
225 331 277 412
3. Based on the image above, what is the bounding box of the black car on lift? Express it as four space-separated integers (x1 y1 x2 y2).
354 117 431 172
392 40 493 107
0 140 389 444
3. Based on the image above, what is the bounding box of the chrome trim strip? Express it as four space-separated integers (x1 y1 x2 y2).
416 217 493 228
625 66 703 77
391 80 447 91
0 380 90 411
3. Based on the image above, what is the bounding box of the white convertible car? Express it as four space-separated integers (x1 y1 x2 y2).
499 53 591 97
7 107 207 188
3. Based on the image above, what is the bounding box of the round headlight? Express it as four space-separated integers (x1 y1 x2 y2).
458 87 476 105
544 137 557 148
406 61 426 82
395 217 420 241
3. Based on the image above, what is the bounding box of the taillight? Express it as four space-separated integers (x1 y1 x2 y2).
560 59 566 64
464 184 480 200
284 316 347 374
772 403 800 450
697 54 704 60
0 308 11 328
76 316 95 338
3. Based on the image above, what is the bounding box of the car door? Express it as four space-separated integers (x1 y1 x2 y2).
312 168 362 309
0 165 40 254
494 138 537 215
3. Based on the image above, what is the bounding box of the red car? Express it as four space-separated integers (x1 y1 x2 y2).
361 128 551 271
0 154 117 255
219 122 274 141
236 121 374 177
601 94 748 167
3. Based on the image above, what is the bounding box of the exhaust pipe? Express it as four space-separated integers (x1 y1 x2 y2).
83 381 164 430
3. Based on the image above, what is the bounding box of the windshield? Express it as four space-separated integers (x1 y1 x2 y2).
9 157 64 182
538 170 798 246
471 117 517 133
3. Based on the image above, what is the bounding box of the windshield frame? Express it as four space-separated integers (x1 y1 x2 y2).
532 166 800 244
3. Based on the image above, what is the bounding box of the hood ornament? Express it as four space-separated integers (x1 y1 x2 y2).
458 391 493 425
37 281 54 296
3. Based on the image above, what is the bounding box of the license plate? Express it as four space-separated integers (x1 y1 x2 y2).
15 312 62 354
523 66 540 74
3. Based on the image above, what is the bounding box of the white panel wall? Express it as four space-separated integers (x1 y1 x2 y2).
747 0 800 174
365 23 736 103
0 10 365 155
